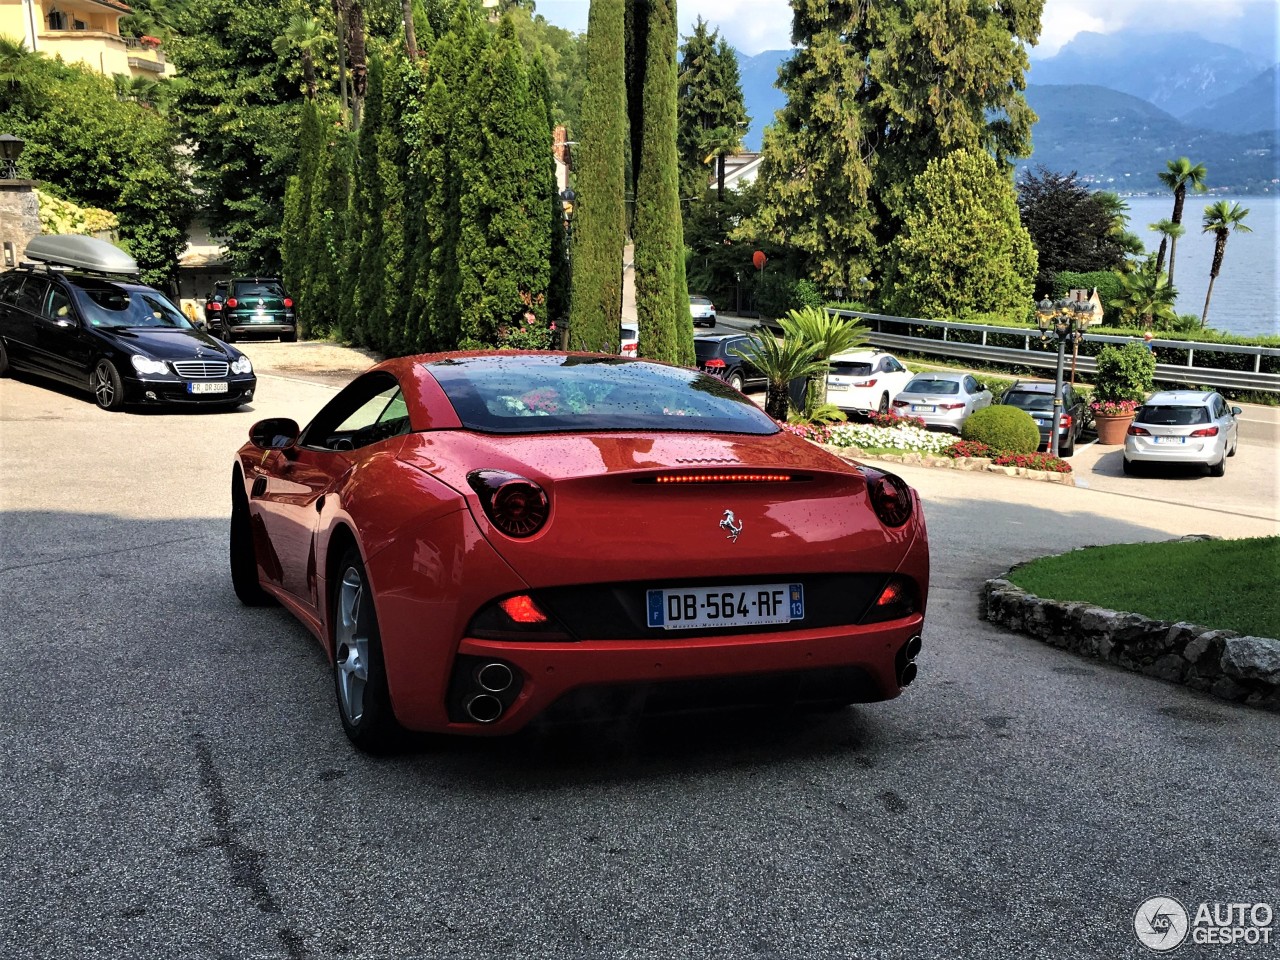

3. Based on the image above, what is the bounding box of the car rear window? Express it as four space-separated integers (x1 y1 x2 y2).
694 339 728 361
425 355 779 435
1136 404 1210 426
1002 390 1053 412
233 280 286 299
903 378 960 395
830 361 874 376
690 296 712 305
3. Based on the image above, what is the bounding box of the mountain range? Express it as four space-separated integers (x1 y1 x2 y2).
735 29 1279 192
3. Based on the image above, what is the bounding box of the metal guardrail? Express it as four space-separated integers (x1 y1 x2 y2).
827 310 1280 394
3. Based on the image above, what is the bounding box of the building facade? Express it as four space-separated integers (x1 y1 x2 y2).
0 0 176 79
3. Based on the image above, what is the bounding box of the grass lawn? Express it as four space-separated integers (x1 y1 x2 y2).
1007 537 1280 638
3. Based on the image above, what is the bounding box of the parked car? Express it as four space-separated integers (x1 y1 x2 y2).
620 322 639 358
231 352 930 750
0 235 256 411
205 277 296 343
826 350 914 416
998 380 1087 457
689 294 717 327
694 333 766 392
891 372 992 433
1124 390 1240 477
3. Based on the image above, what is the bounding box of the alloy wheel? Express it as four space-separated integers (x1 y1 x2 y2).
335 566 370 725
93 362 116 408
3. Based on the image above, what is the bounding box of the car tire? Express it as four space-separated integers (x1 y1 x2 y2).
1209 454 1226 478
1059 432 1075 458
222 329 235 344
1122 457 1135 476
230 473 275 606
878 393 889 415
1228 437 1238 457
332 547 401 753
729 371 745 392
281 330 297 343
0 337 9 376
91 359 126 411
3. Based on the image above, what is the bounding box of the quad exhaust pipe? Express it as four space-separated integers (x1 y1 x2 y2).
464 693 504 724
897 635 922 687
459 661 518 723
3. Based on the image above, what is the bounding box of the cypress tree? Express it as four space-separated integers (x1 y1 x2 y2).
569 0 627 353
531 54 570 331
283 98 322 337
455 17 550 348
631 0 689 364
372 55 407 355
306 131 353 338
677 19 748 203
345 53 387 349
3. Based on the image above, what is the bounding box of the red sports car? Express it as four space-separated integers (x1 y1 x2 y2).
231 352 929 751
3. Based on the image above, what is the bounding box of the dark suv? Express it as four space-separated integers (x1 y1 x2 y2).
998 380 1087 457
205 278 296 343
694 333 765 392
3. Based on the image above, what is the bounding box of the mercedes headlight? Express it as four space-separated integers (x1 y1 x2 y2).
231 356 253 375
131 356 170 376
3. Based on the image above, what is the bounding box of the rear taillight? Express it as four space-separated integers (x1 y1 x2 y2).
1128 425 1150 436
940 403 965 410
892 399 909 408
862 467 913 527
283 297 294 308
1189 426 1219 437
1060 414 1073 429
206 301 222 312
703 358 726 369
226 297 238 308
622 340 638 356
853 379 878 387
467 470 549 537
861 575 919 623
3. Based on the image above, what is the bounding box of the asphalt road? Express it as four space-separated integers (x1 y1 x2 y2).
1 358 1277 960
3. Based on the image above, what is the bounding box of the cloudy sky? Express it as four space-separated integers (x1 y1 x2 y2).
534 0 1279 61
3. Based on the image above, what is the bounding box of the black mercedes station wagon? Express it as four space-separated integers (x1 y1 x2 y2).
0 236 257 411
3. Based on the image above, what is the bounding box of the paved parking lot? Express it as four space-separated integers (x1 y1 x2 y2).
1 354 1277 960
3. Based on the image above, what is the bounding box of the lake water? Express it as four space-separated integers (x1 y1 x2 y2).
1116 195 1277 340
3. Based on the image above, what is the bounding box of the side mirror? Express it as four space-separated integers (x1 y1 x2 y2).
194 319 207 331
250 417 300 451
1231 406 1242 416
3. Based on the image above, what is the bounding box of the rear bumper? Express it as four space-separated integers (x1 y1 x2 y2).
1125 436 1224 465
226 321 295 337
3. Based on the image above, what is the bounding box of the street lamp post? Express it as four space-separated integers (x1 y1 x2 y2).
0 134 26 180
1036 297 1096 458
559 187 575 350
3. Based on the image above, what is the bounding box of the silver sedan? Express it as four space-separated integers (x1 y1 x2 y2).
891 372 992 433
1124 390 1241 477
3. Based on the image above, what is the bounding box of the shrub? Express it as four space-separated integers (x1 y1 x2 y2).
961 405 1041 453
943 440 995 458
991 451 1072 473
1092 342 1155 404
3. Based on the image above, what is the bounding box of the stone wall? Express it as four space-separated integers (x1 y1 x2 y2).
981 575 1280 711
0 180 40 268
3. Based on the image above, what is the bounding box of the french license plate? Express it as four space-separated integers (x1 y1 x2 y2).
647 583 804 631
1154 436 1185 444
189 381 229 394
912 404 936 413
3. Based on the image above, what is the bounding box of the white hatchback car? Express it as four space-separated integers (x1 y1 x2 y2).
620 323 639 357
1123 390 1241 477
827 350 914 416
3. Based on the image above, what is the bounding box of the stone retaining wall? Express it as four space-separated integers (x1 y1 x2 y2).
823 446 1076 484
981 575 1280 711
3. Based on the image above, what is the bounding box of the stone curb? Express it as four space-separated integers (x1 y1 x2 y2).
980 565 1280 712
821 444 1076 485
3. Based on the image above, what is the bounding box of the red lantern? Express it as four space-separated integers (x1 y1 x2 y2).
752 250 767 271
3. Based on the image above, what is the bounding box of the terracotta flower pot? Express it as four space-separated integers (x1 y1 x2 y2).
1094 413 1134 445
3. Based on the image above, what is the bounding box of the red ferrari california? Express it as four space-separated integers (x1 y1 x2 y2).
231 352 929 750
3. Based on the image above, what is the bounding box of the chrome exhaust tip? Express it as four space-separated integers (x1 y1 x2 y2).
475 661 515 694
905 635 922 661
899 661 918 687
464 693 504 724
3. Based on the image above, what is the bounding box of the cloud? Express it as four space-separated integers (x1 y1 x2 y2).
678 0 794 55
1032 0 1278 57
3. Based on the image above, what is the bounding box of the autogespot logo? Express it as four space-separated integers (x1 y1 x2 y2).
1135 896 1190 952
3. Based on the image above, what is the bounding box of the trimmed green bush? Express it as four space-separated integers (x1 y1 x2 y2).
961 405 1041 453
1093 342 1155 404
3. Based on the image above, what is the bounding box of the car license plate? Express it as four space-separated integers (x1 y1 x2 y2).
1033 417 1046 426
647 583 804 630
188 381 229 394
827 376 850 388
912 404 936 413
1154 436 1185 444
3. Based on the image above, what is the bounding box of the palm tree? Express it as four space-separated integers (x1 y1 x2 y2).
1200 201 1251 328
1156 157 1208 282
1108 256 1177 330
731 329 828 421
777 306 866 408
272 14 325 101
0 37 38 92
1148 219 1186 287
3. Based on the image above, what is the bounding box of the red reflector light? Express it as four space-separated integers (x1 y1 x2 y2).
653 473 794 484
499 595 548 624
283 297 294 308
1128 425 1150 436
1189 426 1220 437
704 358 726 369
226 298 238 308
876 580 907 607
206 301 222 312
